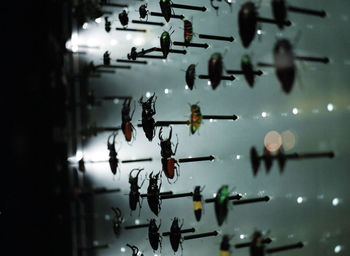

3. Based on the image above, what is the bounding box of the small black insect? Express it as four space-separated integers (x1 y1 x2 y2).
159 0 173 22
220 235 231 256
148 219 162 251
186 64 196 90
126 244 144 256
147 171 162 216
111 207 123 236
241 55 256 87
129 168 145 214
250 231 265 256
169 217 183 253
238 2 258 48
128 47 138 60
208 52 223 89
121 98 136 143
103 51 111 66
139 4 149 20
159 127 178 159
139 93 157 141
107 132 119 175
193 186 204 221
119 10 129 27
105 16 111 32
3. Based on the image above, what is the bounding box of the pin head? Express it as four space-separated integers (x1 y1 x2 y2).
241 54 255 87
159 0 172 22
272 0 288 29
273 39 296 93
208 52 223 89
238 2 258 48
160 31 171 58
215 185 229 226
190 103 203 134
186 64 196 90
184 20 194 45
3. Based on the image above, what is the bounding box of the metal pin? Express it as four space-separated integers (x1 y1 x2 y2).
205 194 242 203
160 192 193 200
163 228 195 236
199 75 235 81
173 41 209 48
150 12 184 20
94 64 131 69
124 223 150 230
116 28 147 32
256 17 291 26
170 3 206 12
295 56 329 63
183 231 218 240
137 121 190 127
257 62 275 68
198 34 234 42
235 238 272 248
266 242 304 253
202 115 238 120
121 158 153 163
178 155 215 163
99 2 127 8
140 191 173 198
153 48 187 55
117 59 148 64
226 70 263 76
233 196 270 205
137 55 166 59
132 20 165 26
288 6 326 17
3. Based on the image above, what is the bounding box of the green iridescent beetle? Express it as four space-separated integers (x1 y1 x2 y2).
160 30 173 58
214 185 229 226
189 103 202 134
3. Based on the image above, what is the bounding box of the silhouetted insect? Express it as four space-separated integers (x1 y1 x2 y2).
105 16 111 32
169 218 184 252
238 2 258 48
160 28 174 58
103 51 111 66
250 231 265 256
214 185 229 226
139 4 149 20
220 235 231 256
126 244 144 256
121 98 136 143
189 103 202 134
111 207 123 236
159 0 173 22
128 47 138 60
139 93 157 141
186 64 196 90
210 0 232 14
193 186 204 221
159 127 179 181
107 132 119 175
208 52 223 89
119 10 129 27
129 168 145 214
241 55 256 87
148 219 162 251
184 20 193 46
147 171 162 216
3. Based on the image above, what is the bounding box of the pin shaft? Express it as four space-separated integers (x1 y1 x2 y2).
150 12 184 19
155 121 190 126
137 55 166 59
257 17 291 26
95 65 131 69
288 6 326 17
257 62 275 68
183 231 218 240
117 59 148 64
171 4 206 12
116 28 147 32
226 70 263 76
140 191 173 198
235 238 272 248
132 20 165 26
162 228 195 236
266 242 303 253
124 223 150 230
160 192 193 199
178 155 214 163
233 196 270 205
93 188 121 194
205 194 241 203
173 41 209 48
295 56 329 63
198 34 234 42
198 75 235 81
121 158 153 163
202 115 238 120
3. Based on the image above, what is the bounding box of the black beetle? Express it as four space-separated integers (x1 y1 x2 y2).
193 186 204 221
159 0 173 22
186 64 196 90
126 244 144 256
147 171 162 216
250 231 265 256
159 127 178 159
111 207 123 236
160 28 174 58
105 16 111 32
103 51 111 66
238 2 258 48
148 219 162 251
129 168 145 214
241 55 255 87
273 39 296 93
220 235 231 256
107 132 119 175
128 47 138 60
119 10 129 27
139 93 157 141
169 217 183 252
121 98 136 143
139 4 149 20
208 52 223 90
272 0 288 29
214 185 229 226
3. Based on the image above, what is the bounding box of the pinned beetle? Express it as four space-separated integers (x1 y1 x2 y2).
121 98 136 143
159 127 179 181
148 219 162 251
241 55 255 87
128 168 145 214
220 235 231 256
105 17 111 32
103 51 111 66
111 207 123 236
169 218 184 252
238 2 258 48
186 64 196 90
119 10 129 27
184 19 193 46
214 185 229 226
160 28 174 58
147 171 162 216
250 231 265 256
193 186 204 221
128 47 138 60
189 103 203 134
139 93 157 141
107 132 119 175
208 52 223 89
159 0 173 22
139 4 149 20
126 244 144 256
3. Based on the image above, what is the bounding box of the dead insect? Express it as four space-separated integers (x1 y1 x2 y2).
107 132 119 175
126 244 144 256
103 51 111 66
128 168 145 214
159 0 173 22
148 219 162 251
147 171 162 216
111 207 123 236
128 47 138 60
139 93 157 141
169 217 184 253
160 28 174 58
119 10 129 27
189 103 203 134
121 98 136 143
185 64 196 90
139 4 149 20
208 52 223 89
105 16 111 32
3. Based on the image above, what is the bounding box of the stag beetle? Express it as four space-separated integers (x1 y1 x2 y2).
105 16 111 32
107 132 119 175
193 186 205 221
103 51 111 66
111 207 123 236
147 171 162 216
139 4 149 20
119 10 129 28
169 217 184 253
126 244 144 256
129 168 145 214
159 127 179 181
139 93 157 141
122 98 136 143
148 219 162 251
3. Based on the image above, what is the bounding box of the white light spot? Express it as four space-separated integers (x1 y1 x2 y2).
154 254 159 256
87 38 98 47
236 155 241 160
240 234 245 239
71 33 78 43
72 45 78 52
164 88 169 94
76 150 83 161
104 214 111 221
113 99 120 104
209 119 213 122
137 252 143 256
257 29 262 35
297 197 303 204
121 247 126 253
332 198 339 206
146 92 151 98
185 85 189 90
95 17 102 24
110 39 118 46
82 22 88 29
213 193 217 197
334 245 342 253
126 34 132 41
208 81 211 86
292 108 299 115
261 112 267 118
327 103 334 112
135 219 140 225
133 37 145 46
